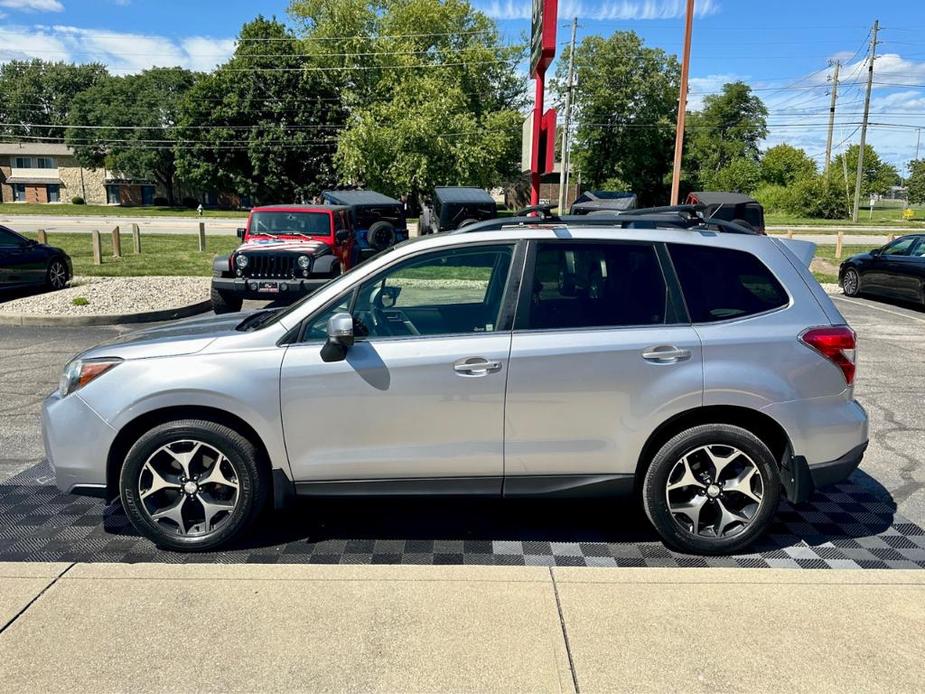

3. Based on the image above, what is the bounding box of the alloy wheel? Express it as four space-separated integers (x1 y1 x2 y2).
665 444 764 539
49 261 67 289
138 439 240 537
843 269 859 296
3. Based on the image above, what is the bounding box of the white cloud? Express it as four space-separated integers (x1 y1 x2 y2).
0 0 63 11
0 25 236 74
479 0 719 21
687 72 742 110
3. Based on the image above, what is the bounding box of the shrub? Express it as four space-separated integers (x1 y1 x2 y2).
702 158 762 194
153 196 169 206
71 296 89 306
71 196 85 205
181 197 199 209
752 184 792 213
786 175 849 219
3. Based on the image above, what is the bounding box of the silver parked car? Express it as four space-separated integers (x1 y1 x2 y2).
42 220 868 554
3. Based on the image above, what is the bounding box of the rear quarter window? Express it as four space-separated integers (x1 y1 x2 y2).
668 244 788 322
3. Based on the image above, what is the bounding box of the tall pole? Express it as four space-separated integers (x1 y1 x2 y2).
670 0 695 205
823 60 840 178
530 71 545 206
852 19 879 222
558 18 579 214
916 128 922 161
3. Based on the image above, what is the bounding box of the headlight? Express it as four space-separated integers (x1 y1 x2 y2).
59 358 122 398
236 254 249 269
297 255 311 269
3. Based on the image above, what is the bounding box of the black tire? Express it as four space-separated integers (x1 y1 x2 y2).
642 424 781 555
119 419 269 552
211 286 243 314
45 257 69 290
367 221 396 251
328 262 341 279
457 218 477 229
842 267 861 297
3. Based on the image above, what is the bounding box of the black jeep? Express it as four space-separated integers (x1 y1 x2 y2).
419 187 497 235
569 191 638 216
321 189 409 262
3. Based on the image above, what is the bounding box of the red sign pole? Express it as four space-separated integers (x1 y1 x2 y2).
531 69 546 205
529 0 557 206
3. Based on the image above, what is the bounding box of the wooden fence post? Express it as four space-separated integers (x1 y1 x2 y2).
91 230 102 265
198 222 206 252
787 229 794 239
835 231 844 260
111 225 121 258
36 228 47 245
132 223 141 254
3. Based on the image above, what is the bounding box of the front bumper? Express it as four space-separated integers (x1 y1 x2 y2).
42 391 117 497
783 441 868 504
212 276 329 300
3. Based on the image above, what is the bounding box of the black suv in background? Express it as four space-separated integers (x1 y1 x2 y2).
569 191 638 215
419 186 497 234
321 189 409 262
685 192 766 234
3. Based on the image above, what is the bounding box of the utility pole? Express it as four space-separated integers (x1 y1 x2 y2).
823 60 840 178
852 19 879 222
558 17 578 214
670 0 695 205
916 128 922 161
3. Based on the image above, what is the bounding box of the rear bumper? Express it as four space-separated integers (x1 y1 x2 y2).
783 441 868 504
211 276 329 300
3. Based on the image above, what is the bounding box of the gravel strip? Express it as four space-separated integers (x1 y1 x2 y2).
820 283 841 295
0 276 211 316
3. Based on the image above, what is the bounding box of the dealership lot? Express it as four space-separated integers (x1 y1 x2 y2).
0 295 923 567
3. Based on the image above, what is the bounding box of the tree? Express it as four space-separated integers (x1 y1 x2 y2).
831 144 900 198
0 60 108 140
760 144 816 186
175 17 347 204
288 0 525 200
705 157 762 194
554 31 679 204
67 68 195 204
786 174 849 219
686 82 768 189
908 159 925 205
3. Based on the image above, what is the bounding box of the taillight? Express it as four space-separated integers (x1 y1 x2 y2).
800 326 857 385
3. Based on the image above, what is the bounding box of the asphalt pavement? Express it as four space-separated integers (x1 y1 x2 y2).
1 292 923 529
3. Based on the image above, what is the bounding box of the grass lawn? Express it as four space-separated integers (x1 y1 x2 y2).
767 205 925 228
25 231 239 277
1 203 247 218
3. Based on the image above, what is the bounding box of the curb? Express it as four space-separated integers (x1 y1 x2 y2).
0 299 212 327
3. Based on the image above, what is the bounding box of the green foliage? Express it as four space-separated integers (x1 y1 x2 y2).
786 175 849 219
554 31 679 204
831 144 900 198
752 184 791 213
760 144 816 186
0 60 108 140
71 296 89 307
175 17 346 204
907 159 925 205
71 196 85 205
702 157 762 194
287 0 525 200
67 67 195 204
686 82 768 190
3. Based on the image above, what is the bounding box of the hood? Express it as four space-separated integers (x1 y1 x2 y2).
78 311 255 361
238 237 329 255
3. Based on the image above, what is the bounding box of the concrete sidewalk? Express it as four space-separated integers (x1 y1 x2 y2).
0 564 922 693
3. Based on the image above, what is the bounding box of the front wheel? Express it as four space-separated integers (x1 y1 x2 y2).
842 267 861 297
642 424 781 555
46 258 69 290
211 286 243 314
119 419 268 551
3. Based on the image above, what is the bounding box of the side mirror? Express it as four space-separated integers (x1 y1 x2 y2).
335 229 351 244
871 247 882 257
236 227 246 240
320 312 355 363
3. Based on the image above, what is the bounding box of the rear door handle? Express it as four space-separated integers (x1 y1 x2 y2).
453 357 502 376
641 346 692 363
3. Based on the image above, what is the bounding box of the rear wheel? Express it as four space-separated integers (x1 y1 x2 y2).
119 419 268 551
842 267 861 297
211 286 243 314
45 258 68 290
642 424 781 555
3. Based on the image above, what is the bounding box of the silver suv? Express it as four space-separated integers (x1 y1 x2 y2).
42 222 868 554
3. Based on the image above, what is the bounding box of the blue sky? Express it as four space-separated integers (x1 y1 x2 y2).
1 0 923 171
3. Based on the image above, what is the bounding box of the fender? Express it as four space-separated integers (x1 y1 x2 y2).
212 254 231 277
312 254 339 275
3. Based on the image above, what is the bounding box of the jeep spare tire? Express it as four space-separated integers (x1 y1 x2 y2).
458 218 478 229
367 221 396 251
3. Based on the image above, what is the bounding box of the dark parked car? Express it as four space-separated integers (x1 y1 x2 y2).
419 187 497 234
321 189 409 262
0 225 71 292
685 192 766 234
839 234 925 306
569 191 638 215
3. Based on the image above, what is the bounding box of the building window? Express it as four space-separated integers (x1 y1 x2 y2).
13 157 31 169
141 186 155 206
106 185 121 205
47 185 61 203
13 184 26 202
36 157 55 169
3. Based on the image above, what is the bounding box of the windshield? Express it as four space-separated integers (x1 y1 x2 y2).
249 211 331 236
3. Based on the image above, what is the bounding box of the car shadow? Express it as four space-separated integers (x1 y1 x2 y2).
853 292 925 313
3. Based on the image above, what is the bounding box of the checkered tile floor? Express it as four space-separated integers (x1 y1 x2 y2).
1 462 924 568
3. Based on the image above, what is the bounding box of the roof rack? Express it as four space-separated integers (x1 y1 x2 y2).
455 203 762 235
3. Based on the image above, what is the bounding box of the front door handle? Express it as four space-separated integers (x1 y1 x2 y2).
641 346 692 363
453 357 502 376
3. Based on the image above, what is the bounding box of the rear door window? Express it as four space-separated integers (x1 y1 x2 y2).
668 244 788 322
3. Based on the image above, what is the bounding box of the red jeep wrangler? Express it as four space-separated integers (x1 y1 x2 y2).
211 205 355 313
